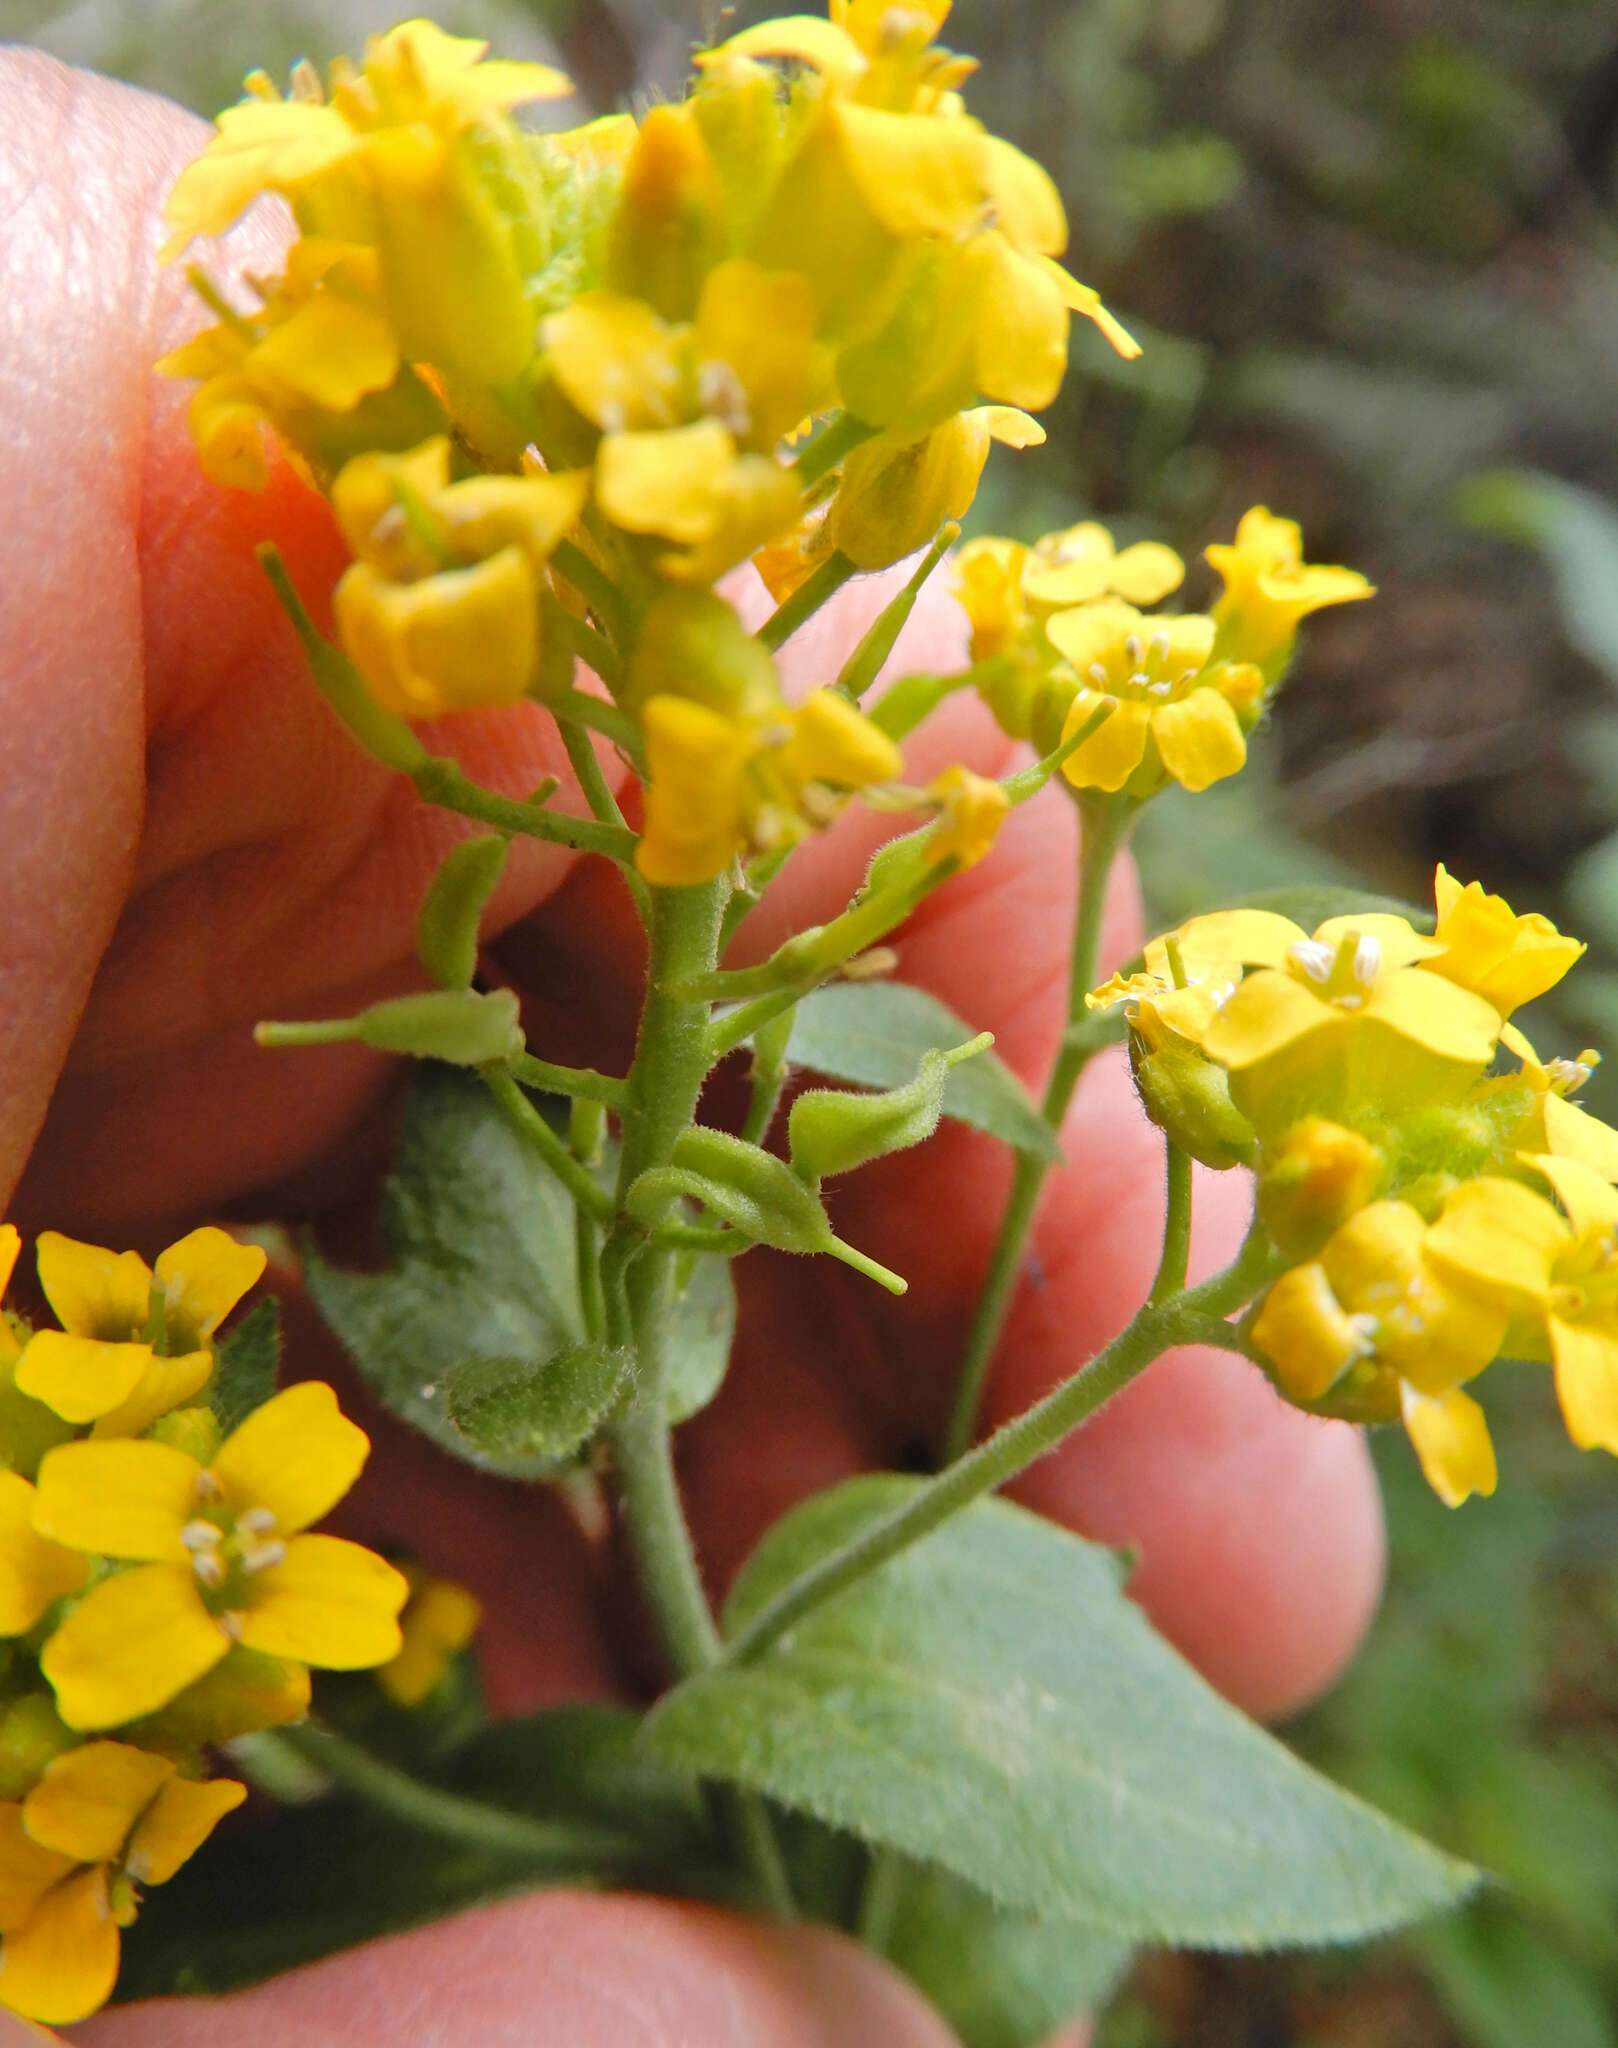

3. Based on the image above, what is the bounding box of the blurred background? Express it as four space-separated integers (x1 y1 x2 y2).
9 0 1618 2038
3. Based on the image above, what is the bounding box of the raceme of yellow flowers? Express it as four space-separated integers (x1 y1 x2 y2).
1089 869 1618 1510
0 1224 409 2023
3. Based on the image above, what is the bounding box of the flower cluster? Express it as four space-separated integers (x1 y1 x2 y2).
0 1226 408 2021
159 10 1151 890
954 507 1373 796
1091 870 1614 1507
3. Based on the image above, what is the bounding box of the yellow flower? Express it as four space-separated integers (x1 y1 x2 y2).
1427 1159 1618 1460
637 688 903 886
1047 602 1254 796
1191 908 1500 1134
1205 505 1373 673
31 1383 407 1730
15 1229 264 1440
831 408 1039 573
1423 864 1584 1017
924 766 1010 869
0 1476 87 1636
377 1568 482 1708
1482 1029 1618 1182
0 1741 243 2024
596 419 801 585
1251 1200 1508 1506
330 436 590 719
1019 522 1185 611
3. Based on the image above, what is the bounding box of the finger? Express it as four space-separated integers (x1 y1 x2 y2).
65 1894 959 2048
0 55 600 1229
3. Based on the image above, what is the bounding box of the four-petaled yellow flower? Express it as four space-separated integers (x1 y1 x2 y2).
0 1740 244 2024
1205 506 1373 674
32 1382 408 1729
1049 602 1259 796
16 1228 264 1441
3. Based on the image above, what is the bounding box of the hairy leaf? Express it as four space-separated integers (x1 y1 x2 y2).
210 1298 281 1437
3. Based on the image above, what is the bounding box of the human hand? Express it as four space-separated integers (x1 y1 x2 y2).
0 51 1383 2047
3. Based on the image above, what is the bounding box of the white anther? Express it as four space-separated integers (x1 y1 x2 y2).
1123 999 1142 1024
1123 633 1143 664
219 1611 245 1642
237 1507 277 1536
1087 662 1110 687
1547 1057 1594 1094
1352 934 1382 985
1289 939 1335 983
1348 1312 1380 1358
596 399 626 435
1336 992 1364 1010
240 1539 289 1576
1127 671 1150 691
193 1471 224 1504
191 1552 226 1590
697 359 752 439
1149 632 1170 659
1179 667 1202 686
180 1520 222 1553
1148 677 1173 696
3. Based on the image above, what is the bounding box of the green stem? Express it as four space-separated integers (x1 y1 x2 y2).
939 794 1134 1463
483 1070 614 1221
510 1052 627 1107
855 1846 906 1953
757 552 858 653
551 687 642 762
558 720 651 923
792 411 877 489
1150 1144 1194 1305
415 757 637 865
552 540 629 641
270 1724 639 1868
721 1225 1277 1669
604 881 798 1919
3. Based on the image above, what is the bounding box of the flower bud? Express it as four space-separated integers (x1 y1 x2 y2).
0 1695 76 1800
1131 1039 1255 1171
626 589 783 721
1258 1117 1384 1259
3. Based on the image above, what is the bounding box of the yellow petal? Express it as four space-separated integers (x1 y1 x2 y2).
784 691 903 788
1042 598 1144 675
1313 912 1443 970
544 291 683 433
1149 688 1247 792
236 1534 408 1669
1549 1315 1618 1454
123 1775 246 1886
161 100 357 252
1143 907 1303 978
1400 1381 1497 1508
636 696 754 888
22 1744 174 1865
1059 693 1150 793
0 1229 18 1301
597 420 738 543
1201 968 1329 1073
831 104 987 242
1106 541 1185 606
0 1865 121 2025
442 472 592 572
964 233 1068 413
1425 1175 1567 1312
1542 1092 1618 1181
32 1441 199 1563
153 1229 267 1347
334 549 539 720
1250 1263 1364 1402
703 16 867 83
210 1381 369 1536
89 1350 214 1442
0 1809 74 1934
1037 257 1141 357
248 294 399 412
34 1235 151 1342
970 405 1046 450
1424 864 1585 1016
978 134 1066 256
378 1578 483 1709
0 1475 87 1636
14 1334 153 1426
1360 967 1501 1069
1524 1151 1618 1240
40 1566 229 1732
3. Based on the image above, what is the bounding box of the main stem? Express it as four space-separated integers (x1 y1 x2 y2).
940 793 1132 1462
604 881 796 1916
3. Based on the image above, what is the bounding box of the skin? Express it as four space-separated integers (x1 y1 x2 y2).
0 52 1386 2047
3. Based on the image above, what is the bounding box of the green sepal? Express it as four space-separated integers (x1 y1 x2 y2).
417 835 508 990
835 523 958 705
788 1033 992 1182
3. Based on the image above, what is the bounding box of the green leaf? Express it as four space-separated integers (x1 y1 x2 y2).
884 1865 1133 2048
781 983 1060 1163
643 1476 1477 1947
789 1034 993 1181
306 1068 734 1476
444 1344 634 1463
1457 468 1618 687
120 1707 725 2001
209 1297 281 1437
666 1250 736 1423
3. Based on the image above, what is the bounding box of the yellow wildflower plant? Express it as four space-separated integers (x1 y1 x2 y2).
1424 863 1585 1017
637 687 904 886
377 1567 482 1709
330 436 590 719
1047 602 1259 797
30 1382 408 1730
1251 1200 1509 1507
15 1228 264 1442
1205 505 1374 676
0 1741 244 2024
162 21 572 388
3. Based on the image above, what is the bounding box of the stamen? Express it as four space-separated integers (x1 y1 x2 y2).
191 1551 225 1590
180 1520 222 1553
1352 934 1382 985
1148 677 1173 695
1348 1312 1380 1358
240 1539 289 1575
1289 938 1335 983
237 1507 278 1536
1087 662 1109 687
193 1471 224 1504
1178 667 1201 686
1123 633 1143 664
219 1611 246 1641
1149 632 1170 659
1127 671 1150 690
